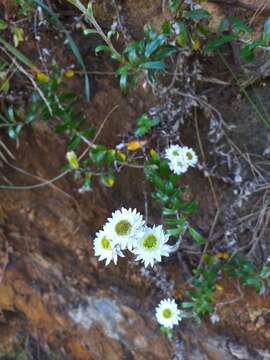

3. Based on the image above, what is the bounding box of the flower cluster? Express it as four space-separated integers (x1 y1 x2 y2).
93 207 171 267
165 145 198 175
155 298 182 329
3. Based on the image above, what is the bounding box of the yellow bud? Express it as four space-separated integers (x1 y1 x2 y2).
66 151 79 170
107 176 115 187
64 69 75 78
117 151 126 161
192 40 200 51
150 148 158 160
127 140 146 151
216 252 229 260
215 284 224 292
36 72 49 83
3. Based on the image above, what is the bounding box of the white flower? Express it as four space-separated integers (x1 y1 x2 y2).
181 146 198 167
165 144 198 175
93 229 124 266
133 225 170 267
210 313 220 324
169 157 189 175
165 144 183 162
104 208 144 251
155 298 182 328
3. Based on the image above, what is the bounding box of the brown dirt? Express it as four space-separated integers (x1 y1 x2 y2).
0 1 270 359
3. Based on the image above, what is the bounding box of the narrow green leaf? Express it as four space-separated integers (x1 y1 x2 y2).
205 34 237 53
0 20 7 30
95 45 111 54
0 36 36 69
83 28 98 35
162 208 177 216
33 0 91 101
188 226 205 245
230 16 252 33
145 34 167 58
140 61 166 70
183 9 210 21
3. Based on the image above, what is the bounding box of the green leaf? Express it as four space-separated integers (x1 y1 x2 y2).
205 34 237 53
154 46 177 60
34 0 91 102
240 44 255 62
0 20 7 30
66 151 79 169
90 145 107 165
188 226 205 245
105 149 116 166
166 228 181 236
152 191 169 204
159 160 170 177
116 64 131 75
95 45 111 54
68 135 81 150
120 73 128 93
181 302 194 309
162 20 172 36
0 36 36 69
176 22 188 47
140 61 166 70
162 208 177 216
230 16 252 33
143 24 157 40
218 18 229 33
145 34 167 58
83 28 98 35
183 9 210 21
101 173 115 187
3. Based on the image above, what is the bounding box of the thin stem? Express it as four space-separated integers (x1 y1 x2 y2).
67 0 123 61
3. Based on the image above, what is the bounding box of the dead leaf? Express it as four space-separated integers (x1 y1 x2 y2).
126 140 146 151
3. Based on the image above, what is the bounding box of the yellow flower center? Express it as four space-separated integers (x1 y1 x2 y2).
172 150 179 156
101 237 111 249
115 220 132 236
143 234 158 250
162 308 172 318
186 152 193 160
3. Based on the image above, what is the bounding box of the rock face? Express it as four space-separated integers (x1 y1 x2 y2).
0 92 171 358
1 0 270 359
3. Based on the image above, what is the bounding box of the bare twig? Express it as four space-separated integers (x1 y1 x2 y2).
0 46 53 116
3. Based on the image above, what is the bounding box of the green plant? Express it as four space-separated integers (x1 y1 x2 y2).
205 16 270 61
181 254 270 319
16 0 35 16
144 151 202 244
135 113 160 137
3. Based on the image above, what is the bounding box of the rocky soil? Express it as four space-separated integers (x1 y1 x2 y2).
0 0 270 359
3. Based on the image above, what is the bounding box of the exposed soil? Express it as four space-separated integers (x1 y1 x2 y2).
0 1 270 359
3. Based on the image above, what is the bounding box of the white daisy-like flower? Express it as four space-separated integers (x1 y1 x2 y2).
155 298 182 328
165 145 188 175
93 229 124 266
181 146 198 167
165 144 183 162
104 208 145 251
133 225 170 267
169 157 189 175
165 144 198 175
